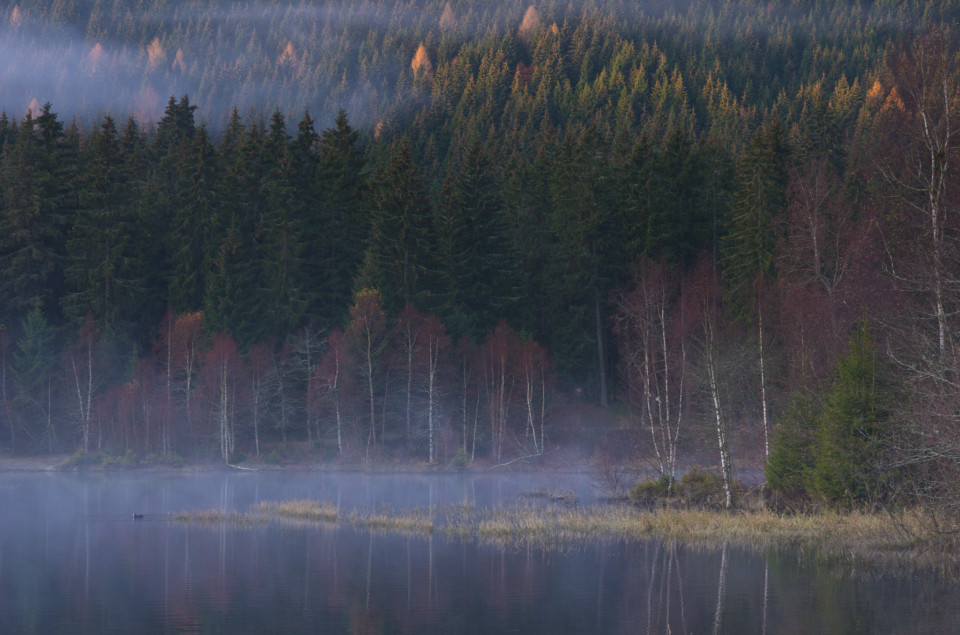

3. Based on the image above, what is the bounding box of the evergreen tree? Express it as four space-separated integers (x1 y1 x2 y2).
545 126 622 403
260 109 306 337
64 115 135 332
308 110 367 328
12 308 59 452
204 121 270 347
168 126 219 313
431 136 514 339
360 137 431 314
0 108 69 324
765 390 819 493
721 118 789 458
811 322 894 506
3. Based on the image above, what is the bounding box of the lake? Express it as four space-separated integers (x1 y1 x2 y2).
1 471 957 634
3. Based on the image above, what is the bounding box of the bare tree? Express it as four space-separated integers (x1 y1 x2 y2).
876 29 960 357
614 259 691 488
347 289 386 457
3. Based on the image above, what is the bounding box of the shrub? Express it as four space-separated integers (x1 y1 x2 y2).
810 322 895 507
678 467 728 506
630 476 671 504
450 449 469 470
766 391 819 493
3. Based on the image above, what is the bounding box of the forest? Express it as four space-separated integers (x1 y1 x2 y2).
2 0 960 516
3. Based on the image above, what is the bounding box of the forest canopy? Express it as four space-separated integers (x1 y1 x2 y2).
2 1 960 522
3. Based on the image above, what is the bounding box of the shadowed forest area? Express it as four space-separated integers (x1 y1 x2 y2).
3 0 960 532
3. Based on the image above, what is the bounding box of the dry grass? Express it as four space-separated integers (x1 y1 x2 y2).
170 499 954 570
253 499 338 522
348 506 435 534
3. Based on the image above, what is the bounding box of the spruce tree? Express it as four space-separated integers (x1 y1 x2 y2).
432 135 513 339
360 137 431 315
811 322 894 506
168 126 219 313
309 110 367 328
0 109 68 324
721 118 789 458
260 109 306 337
64 115 133 332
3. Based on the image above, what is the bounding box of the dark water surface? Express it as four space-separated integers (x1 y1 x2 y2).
1 471 958 634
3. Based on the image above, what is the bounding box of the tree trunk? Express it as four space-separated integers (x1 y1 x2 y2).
595 297 608 407
366 334 376 454
705 317 733 509
758 299 770 460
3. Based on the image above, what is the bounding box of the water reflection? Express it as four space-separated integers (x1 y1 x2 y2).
0 473 958 633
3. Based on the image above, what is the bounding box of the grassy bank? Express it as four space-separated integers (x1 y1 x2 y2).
171 499 953 572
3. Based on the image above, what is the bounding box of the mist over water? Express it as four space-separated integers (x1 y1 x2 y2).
1 471 958 634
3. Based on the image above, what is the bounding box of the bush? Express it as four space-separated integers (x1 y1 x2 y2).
101 449 138 469
766 391 819 493
142 453 185 468
678 467 728 507
263 449 284 464
629 476 672 504
450 449 469 470
62 450 107 469
63 449 140 469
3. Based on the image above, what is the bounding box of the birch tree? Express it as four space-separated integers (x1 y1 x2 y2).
614 259 692 488
347 289 386 455
422 314 450 463
721 119 788 461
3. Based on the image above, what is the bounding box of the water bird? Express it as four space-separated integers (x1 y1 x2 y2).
132 513 144 520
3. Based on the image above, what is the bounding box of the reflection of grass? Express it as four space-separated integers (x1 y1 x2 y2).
348 506 435 534
169 508 254 525
254 500 338 522
171 500 951 570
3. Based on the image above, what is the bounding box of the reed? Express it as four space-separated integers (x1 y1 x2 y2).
169 508 255 525
170 499 953 570
348 507 435 534
253 500 338 522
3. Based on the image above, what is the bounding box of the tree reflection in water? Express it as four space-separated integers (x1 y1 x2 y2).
2 474 958 634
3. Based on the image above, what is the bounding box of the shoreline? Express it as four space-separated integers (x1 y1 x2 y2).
0 452 764 483
171 498 958 575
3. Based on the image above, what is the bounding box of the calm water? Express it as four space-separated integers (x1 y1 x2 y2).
1 471 957 634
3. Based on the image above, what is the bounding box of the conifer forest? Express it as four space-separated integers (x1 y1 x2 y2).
3 0 960 515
